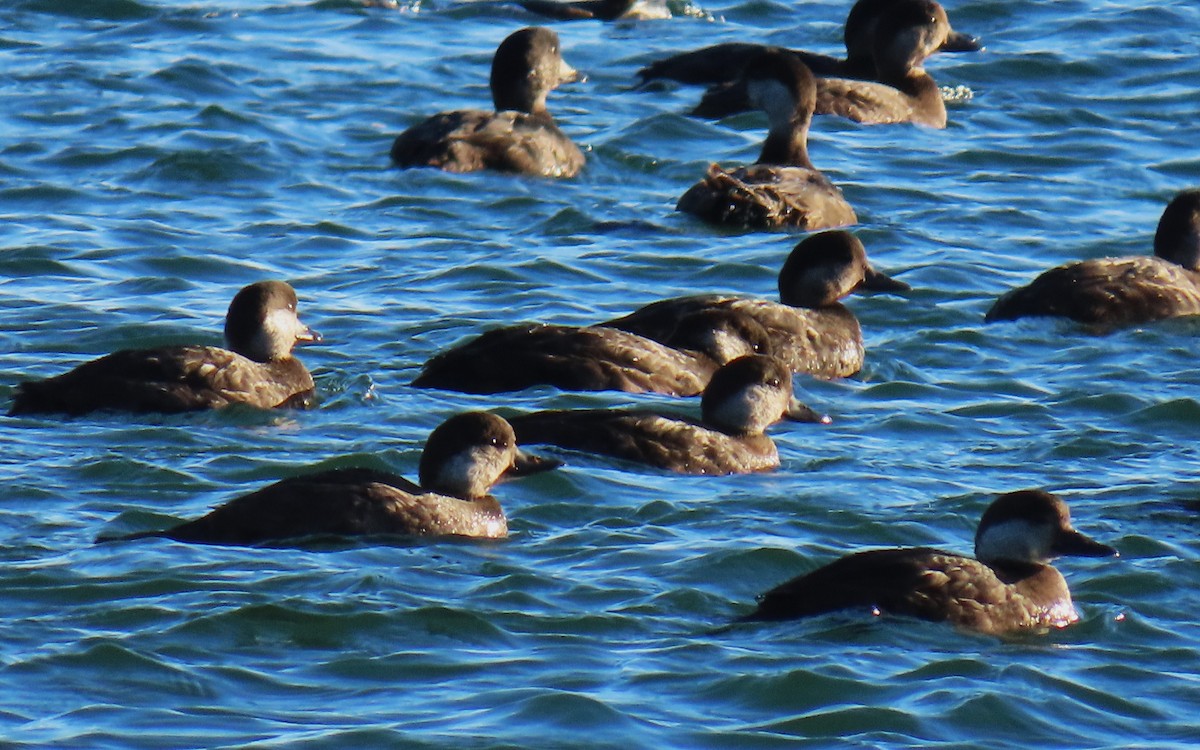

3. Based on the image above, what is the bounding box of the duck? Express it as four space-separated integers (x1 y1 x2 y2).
8 280 320 416
986 190 1200 326
390 27 585 178
506 354 828 475
518 0 641 21
742 489 1117 635
636 0 978 85
693 0 971 128
676 51 856 231
411 309 773 397
104 412 561 545
604 231 908 378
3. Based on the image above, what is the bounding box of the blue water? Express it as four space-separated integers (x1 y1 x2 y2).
2 0 1199 746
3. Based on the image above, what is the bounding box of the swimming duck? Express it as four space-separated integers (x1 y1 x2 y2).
507 354 828 475
518 0 640 21
605 231 907 378
636 0 978 85
390 27 585 178
743 489 1117 635
986 190 1200 326
676 52 856 231
411 309 772 397
8 281 320 416
694 0 969 128
106 412 560 545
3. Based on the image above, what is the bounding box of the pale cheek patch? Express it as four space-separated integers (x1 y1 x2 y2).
710 383 779 433
975 520 1051 563
435 447 504 497
747 79 795 127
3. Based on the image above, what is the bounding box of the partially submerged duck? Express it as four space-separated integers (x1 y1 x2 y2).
676 52 857 231
743 489 1117 635
8 281 320 416
519 0 640 21
986 190 1200 326
390 27 585 178
636 0 979 87
507 354 829 475
411 310 772 397
694 0 970 128
104 412 560 545
603 231 908 378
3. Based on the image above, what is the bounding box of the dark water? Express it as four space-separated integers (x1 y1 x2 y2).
2 0 1199 746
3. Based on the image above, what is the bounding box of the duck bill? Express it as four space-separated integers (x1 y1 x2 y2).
505 449 563 478
559 60 584 86
940 31 983 53
297 326 322 344
860 266 911 293
785 397 831 425
1052 528 1118 558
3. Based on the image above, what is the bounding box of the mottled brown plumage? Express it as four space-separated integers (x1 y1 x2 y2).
677 52 856 231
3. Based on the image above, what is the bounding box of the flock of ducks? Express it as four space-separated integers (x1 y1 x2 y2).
13 0 1200 636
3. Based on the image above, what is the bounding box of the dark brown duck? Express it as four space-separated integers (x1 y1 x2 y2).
986 190 1200 326
411 309 773 397
518 0 637 21
104 412 560 545
676 51 857 231
744 489 1117 635
603 231 909 378
390 27 585 178
9 280 320 416
507 354 828 475
690 0 977 127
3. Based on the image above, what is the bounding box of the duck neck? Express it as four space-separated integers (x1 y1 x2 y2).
493 83 548 117
981 558 1046 584
756 118 814 168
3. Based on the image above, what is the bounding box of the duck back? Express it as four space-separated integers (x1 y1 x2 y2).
390 110 584 178
678 164 857 231
986 256 1200 326
412 324 718 396
508 409 780 474
128 467 506 545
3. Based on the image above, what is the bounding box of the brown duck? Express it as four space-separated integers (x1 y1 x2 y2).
744 489 1117 635
9 280 320 416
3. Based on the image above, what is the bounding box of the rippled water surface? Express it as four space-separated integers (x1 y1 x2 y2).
2 0 1199 746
